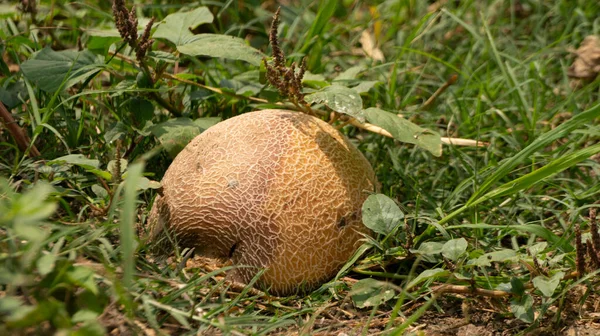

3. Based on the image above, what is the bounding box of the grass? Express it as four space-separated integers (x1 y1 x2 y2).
1 0 600 334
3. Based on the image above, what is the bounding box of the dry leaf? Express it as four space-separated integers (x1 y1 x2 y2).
568 35 600 88
360 30 385 62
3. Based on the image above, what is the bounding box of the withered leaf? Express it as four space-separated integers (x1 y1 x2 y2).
568 35 600 85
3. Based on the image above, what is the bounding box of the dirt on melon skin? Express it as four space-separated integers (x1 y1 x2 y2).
147 109 377 296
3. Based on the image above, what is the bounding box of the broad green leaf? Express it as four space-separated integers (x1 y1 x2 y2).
0 81 28 109
126 97 154 129
150 118 206 158
528 242 547 256
363 107 442 156
21 47 105 92
302 72 329 89
48 154 112 180
334 65 364 81
49 154 99 169
352 81 380 93
0 296 23 314
510 294 535 323
411 241 444 256
13 223 48 242
137 177 161 191
349 278 395 308
86 30 121 53
510 277 526 296
91 184 109 199
532 272 564 297
147 50 178 63
12 182 56 242
178 34 264 66
104 121 128 143
107 159 128 178
305 85 364 121
468 249 517 267
66 266 98 295
407 268 448 290
37 253 57 276
71 321 106 336
362 194 404 235
441 238 468 261
5 299 70 329
193 117 221 130
153 7 214 46
72 309 100 323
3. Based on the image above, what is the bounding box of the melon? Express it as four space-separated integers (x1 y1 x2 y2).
147 109 377 295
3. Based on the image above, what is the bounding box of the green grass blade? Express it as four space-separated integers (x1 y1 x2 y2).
470 143 600 208
120 162 144 305
298 0 337 54
440 139 600 225
467 102 600 205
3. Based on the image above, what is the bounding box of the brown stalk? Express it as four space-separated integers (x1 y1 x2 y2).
0 102 41 157
575 224 586 277
421 74 458 110
434 271 580 298
112 52 485 148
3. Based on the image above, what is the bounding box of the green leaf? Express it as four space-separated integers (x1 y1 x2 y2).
49 154 100 169
334 65 364 81
137 177 161 191
49 154 112 180
349 278 395 308
66 266 98 295
71 321 106 336
510 294 535 323
5 299 70 329
178 34 265 66
468 249 517 267
150 118 206 158
363 107 442 156
104 121 128 143
107 159 128 178
37 253 57 276
441 238 468 261
532 272 564 297
72 309 100 323
352 81 380 94
86 30 121 53
510 277 526 296
10 182 56 242
153 7 214 46
193 117 221 130
361 194 404 235
411 241 444 256
528 242 547 256
0 296 23 314
0 81 28 109
20 47 105 92
407 268 448 290
305 85 365 121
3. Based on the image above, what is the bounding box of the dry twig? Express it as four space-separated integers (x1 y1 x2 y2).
0 102 41 157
